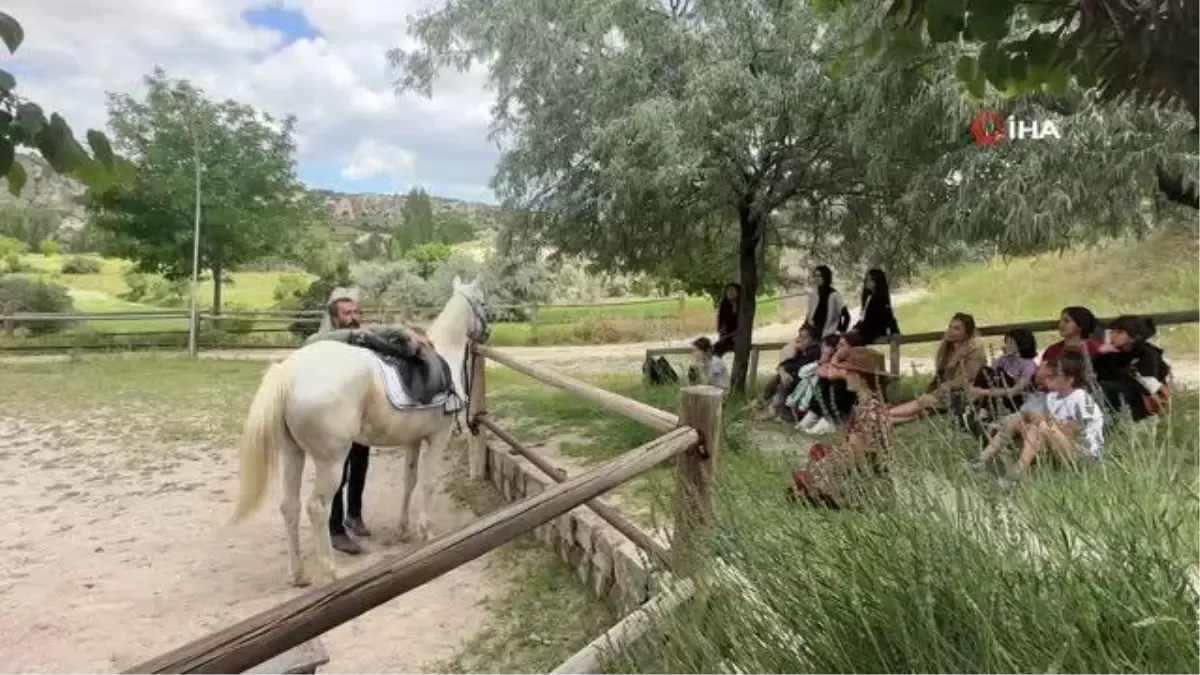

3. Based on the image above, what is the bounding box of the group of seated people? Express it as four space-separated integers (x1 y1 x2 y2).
751 306 1173 508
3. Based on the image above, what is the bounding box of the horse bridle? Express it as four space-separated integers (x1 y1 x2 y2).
455 289 490 433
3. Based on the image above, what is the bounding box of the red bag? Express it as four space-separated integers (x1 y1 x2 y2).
1143 383 1171 416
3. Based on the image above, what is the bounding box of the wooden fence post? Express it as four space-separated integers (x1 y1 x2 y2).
887 335 902 403
747 347 760 393
467 350 488 480
672 385 723 575
529 303 540 345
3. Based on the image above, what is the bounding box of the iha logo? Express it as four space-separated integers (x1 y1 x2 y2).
970 110 1061 145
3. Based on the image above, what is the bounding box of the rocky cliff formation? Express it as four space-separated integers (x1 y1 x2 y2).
2 153 502 235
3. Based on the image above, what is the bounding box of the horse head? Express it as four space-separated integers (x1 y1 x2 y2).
451 275 490 344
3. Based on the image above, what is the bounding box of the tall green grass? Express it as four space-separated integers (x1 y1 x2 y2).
609 390 1199 673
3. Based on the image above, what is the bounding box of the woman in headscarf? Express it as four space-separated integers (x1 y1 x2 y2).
852 268 901 345
805 265 848 340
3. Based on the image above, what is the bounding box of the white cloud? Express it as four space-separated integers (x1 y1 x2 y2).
4 0 499 202
340 140 417 182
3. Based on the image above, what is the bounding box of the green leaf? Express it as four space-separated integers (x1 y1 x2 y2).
87 129 116 168
925 13 963 43
964 0 1014 42
979 43 1009 89
1044 67 1069 94
954 55 977 83
15 102 47 137
0 12 24 54
966 69 988 98
0 68 15 94
1007 53 1029 85
5 157 26 197
71 159 115 193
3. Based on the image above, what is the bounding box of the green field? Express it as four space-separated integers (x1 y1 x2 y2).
894 229 1199 355
5 252 785 349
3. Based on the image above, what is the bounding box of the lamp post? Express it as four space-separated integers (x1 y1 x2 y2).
187 119 201 358
173 94 203 359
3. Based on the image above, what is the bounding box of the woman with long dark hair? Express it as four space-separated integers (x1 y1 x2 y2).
713 282 740 356
805 265 848 340
853 268 901 345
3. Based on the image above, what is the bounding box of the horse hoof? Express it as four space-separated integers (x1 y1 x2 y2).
291 575 312 588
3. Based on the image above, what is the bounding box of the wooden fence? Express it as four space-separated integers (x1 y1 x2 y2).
122 345 723 674
0 289 809 353
647 309 1200 390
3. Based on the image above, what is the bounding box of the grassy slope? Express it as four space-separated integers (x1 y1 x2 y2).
895 230 1199 354
483 368 1199 673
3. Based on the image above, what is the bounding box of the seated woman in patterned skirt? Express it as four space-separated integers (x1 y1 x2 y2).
789 346 892 509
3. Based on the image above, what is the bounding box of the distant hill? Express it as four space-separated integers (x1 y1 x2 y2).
1 153 504 239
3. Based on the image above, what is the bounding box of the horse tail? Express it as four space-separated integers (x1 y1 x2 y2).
231 360 293 523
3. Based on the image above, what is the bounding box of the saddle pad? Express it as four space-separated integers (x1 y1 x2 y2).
372 354 464 414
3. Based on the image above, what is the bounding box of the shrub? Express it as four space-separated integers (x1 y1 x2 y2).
120 269 187 306
271 273 312 308
61 256 103 275
38 239 61 257
0 235 25 273
209 302 255 334
0 277 75 334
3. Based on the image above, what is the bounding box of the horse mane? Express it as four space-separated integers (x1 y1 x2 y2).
427 289 473 348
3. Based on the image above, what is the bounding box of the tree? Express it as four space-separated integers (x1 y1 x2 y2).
391 0 981 391
88 69 324 313
405 241 453 278
0 202 61 249
391 187 436 256
0 11 128 197
433 209 477 245
818 0 1199 208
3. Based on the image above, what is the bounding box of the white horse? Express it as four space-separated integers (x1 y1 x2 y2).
231 276 489 587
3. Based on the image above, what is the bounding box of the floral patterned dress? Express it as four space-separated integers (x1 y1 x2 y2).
791 397 892 508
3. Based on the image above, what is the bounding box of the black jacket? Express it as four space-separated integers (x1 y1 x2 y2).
853 293 901 345
1092 342 1171 382
717 299 738 338
779 344 822 377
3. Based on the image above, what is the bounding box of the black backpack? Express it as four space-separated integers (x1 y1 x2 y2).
643 355 680 386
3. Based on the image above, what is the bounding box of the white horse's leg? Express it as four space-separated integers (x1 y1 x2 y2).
397 444 421 542
307 456 343 582
414 428 453 542
279 441 309 587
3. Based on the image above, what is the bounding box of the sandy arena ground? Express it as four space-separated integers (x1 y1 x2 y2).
0 414 503 674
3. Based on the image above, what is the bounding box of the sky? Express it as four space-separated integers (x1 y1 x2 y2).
5 0 501 204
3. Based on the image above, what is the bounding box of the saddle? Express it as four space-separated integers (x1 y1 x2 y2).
304 328 456 405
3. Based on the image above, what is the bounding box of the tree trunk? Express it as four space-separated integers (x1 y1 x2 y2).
211 259 223 315
729 207 763 395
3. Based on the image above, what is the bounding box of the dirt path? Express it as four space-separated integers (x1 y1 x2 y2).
0 417 503 674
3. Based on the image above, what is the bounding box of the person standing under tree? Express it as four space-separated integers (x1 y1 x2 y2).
320 288 373 555
805 265 849 340
713 283 740 357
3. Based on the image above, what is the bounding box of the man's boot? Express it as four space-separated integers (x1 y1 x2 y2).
331 532 363 555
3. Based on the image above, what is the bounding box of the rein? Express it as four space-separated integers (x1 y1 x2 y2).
450 288 489 435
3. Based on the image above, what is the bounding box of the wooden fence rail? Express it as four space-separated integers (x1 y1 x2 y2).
647 308 1200 387
124 344 724 674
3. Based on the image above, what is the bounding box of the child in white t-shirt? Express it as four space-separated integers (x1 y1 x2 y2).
1016 353 1104 472
967 352 1103 474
